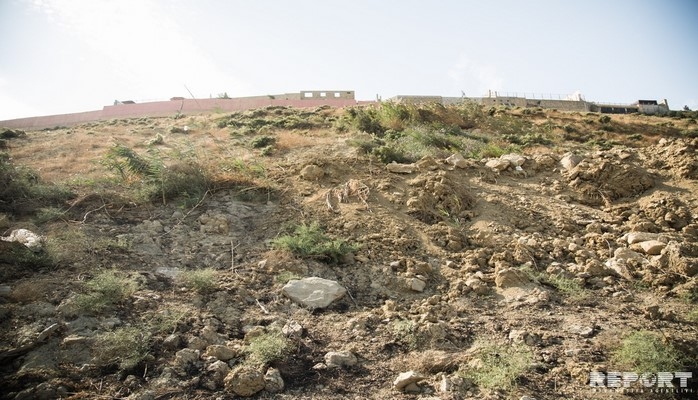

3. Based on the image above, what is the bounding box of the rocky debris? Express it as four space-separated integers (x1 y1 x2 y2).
282 320 303 339
300 164 324 180
567 325 595 338
565 158 654 205
1 228 43 251
325 351 358 368
405 171 474 225
387 161 417 174
500 153 527 168
415 155 439 171
224 366 266 397
408 277 427 292
174 348 200 369
393 370 425 392
204 360 230 390
281 277 347 309
652 242 698 277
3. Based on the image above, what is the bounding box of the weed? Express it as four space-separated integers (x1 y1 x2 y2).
75 270 140 313
272 222 358 264
176 268 218 294
686 307 698 323
246 330 292 366
275 270 301 284
251 136 276 149
145 307 193 334
391 319 420 351
458 339 533 391
94 326 151 370
599 115 612 124
611 331 684 373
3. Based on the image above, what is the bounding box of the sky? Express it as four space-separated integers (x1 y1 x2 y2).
0 0 697 120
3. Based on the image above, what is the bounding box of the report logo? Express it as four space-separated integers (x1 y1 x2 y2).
589 371 694 394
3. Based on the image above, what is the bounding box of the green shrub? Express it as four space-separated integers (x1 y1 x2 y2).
176 268 218 294
76 270 140 313
94 326 151 370
599 115 612 124
247 330 291 366
251 136 276 148
611 331 684 373
391 319 420 351
458 340 533 390
271 222 357 264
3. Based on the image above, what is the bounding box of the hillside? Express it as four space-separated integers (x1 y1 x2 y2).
1 103 697 399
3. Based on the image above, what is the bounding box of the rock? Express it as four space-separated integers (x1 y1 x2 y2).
416 156 439 171
324 351 358 368
625 232 659 244
1 229 43 252
206 360 230 386
500 153 526 167
205 345 237 361
282 320 303 338
495 268 531 289
409 277 426 292
393 370 425 391
174 348 199 368
300 164 324 180
282 277 346 309
465 277 489 295
264 367 285 393
446 153 469 169
486 158 511 172
508 329 540 345
560 153 583 170
224 366 265 397
162 334 182 351
387 162 417 174
634 240 666 255
0 285 11 297
568 325 595 338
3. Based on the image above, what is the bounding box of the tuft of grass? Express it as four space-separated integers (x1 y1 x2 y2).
271 222 358 264
391 319 420 351
75 270 140 313
275 270 301 285
94 326 151 370
176 268 218 294
458 340 533 391
246 330 292 366
611 331 684 374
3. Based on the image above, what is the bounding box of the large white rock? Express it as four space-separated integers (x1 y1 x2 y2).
393 370 425 391
1 229 43 252
500 153 526 167
446 153 469 169
486 158 511 172
282 277 346 309
560 153 583 170
386 162 417 174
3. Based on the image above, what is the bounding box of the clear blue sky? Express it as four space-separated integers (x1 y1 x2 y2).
1 0 696 120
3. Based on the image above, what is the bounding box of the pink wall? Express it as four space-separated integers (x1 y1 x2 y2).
0 98 376 130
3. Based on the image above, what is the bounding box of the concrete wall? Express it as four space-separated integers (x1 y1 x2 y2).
0 96 372 130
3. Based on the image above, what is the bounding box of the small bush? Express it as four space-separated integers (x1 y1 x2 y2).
251 136 276 148
247 330 291 366
94 326 151 370
176 268 218 294
599 115 612 124
458 340 533 390
391 319 420 351
271 222 357 264
75 270 140 313
611 331 684 373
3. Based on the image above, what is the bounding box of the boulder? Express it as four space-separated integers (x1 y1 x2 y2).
393 370 425 391
264 367 284 393
486 158 511 172
282 277 346 309
500 153 526 167
446 153 469 169
495 268 530 289
625 232 660 244
560 153 583 170
224 366 265 397
1 229 43 252
205 345 237 361
408 277 426 292
634 240 666 256
415 156 439 171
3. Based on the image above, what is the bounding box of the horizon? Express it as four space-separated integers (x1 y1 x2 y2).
1 0 697 120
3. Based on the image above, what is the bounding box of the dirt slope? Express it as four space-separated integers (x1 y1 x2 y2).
1 106 697 399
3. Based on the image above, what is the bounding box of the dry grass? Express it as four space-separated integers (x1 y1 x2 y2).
275 130 332 151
